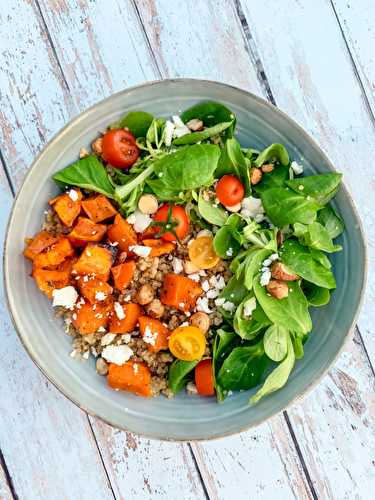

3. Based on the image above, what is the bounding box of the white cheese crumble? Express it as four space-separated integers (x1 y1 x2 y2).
122 334 131 343
186 381 198 394
241 196 265 221
52 286 78 310
100 333 116 346
189 273 200 282
202 280 210 292
260 268 272 286
172 115 191 138
102 345 133 366
243 297 257 318
114 302 126 320
206 289 219 299
172 257 184 274
222 301 235 312
127 209 152 233
291 161 304 175
214 297 226 307
68 189 79 201
128 245 152 257
226 247 233 257
196 297 212 314
95 291 106 301
143 325 157 346
164 120 175 147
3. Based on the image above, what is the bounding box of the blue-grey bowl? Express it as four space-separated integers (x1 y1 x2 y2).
4 79 366 440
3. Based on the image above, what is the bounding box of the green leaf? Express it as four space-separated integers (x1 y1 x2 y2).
243 248 272 290
263 324 289 362
212 329 239 401
213 225 241 259
149 144 220 193
173 121 233 145
309 248 332 269
286 173 342 205
251 334 295 404
181 101 236 137
110 111 154 137
115 163 155 201
168 360 199 394
219 276 248 307
280 239 336 289
217 341 268 391
146 118 166 146
52 155 115 198
254 144 289 167
254 276 312 334
261 188 321 226
216 139 251 196
198 192 228 226
291 331 305 359
253 165 290 194
302 282 331 307
233 295 271 340
317 205 345 239
298 221 342 253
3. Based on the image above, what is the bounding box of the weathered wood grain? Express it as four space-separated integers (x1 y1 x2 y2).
331 0 375 117
239 0 375 495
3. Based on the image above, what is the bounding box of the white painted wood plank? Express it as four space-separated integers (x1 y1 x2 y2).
331 0 375 116
0 459 13 500
0 1 206 497
239 0 375 496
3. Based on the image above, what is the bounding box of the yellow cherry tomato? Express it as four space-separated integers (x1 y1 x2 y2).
188 236 220 270
168 326 206 361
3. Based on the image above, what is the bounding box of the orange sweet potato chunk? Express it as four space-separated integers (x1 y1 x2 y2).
111 261 136 291
68 217 107 245
82 195 117 223
33 237 75 269
32 269 71 299
107 361 152 397
49 189 83 227
141 239 175 257
109 303 142 334
160 273 203 312
72 244 113 279
24 231 58 261
72 299 113 334
107 214 137 252
138 316 170 353
78 277 113 304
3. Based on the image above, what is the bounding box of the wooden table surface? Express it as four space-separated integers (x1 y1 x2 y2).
0 1 374 499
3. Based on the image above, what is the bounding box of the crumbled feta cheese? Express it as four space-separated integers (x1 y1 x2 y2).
226 247 233 257
123 294 131 302
198 270 207 276
164 120 175 146
68 189 79 201
263 258 272 267
206 289 219 299
101 345 133 365
260 268 272 286
270 253 279 262
95 291 106 301
196 229 213 239
178 302 185 308
70 349 77 358
114 302 126 320
241 196 265 222
82 350 90 360
172 257 184 274
189 273 200 282
52 286 78 310
101 333 116 346
122 334 131 343
222 301 235 312
143 325 157 346
243 297 257 318
186 381 198 394
180 321 189 327
97 326 106 333
291 161 304 175
216 276 226 289
214 297 226 307
128 245 152 257
172 115 191 138
127 210 152 233
196 297 212 314
298 185 304 190
202 280 210 292
133 363 139 374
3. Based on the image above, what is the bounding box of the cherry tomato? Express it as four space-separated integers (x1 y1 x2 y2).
168 326 206 361
188 236 220 269
216 175 244 206
153 204 189 242
195 359 215 396
102 129 140 169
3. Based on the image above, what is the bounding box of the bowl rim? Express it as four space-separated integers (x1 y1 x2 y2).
3 77 368 441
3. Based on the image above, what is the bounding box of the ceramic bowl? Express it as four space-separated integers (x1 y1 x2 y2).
4 79 366 440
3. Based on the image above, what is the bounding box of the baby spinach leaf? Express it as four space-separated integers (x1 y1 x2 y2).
234 295 271 340
243 248 272 290
181 101 236 136
280 239 336 289
198 192 228 226
309 248 332 269
53 155 115 198
253 276 312 334
286 173 342 205
291 331 306 359
298 221 342 253
261 188 320 226
216 139 251 196
226 214 247 244
254 144 289 167
253 165 289 194
173 121 233 145
217 341 268 391
213 225 241 259
110 111 154 137
250 334 295 404
149 144 220 194
168 360 199 394
146 118 166 146
317 205 344 239
212 329 239 401
219 276 248 306
263 324 289 362
115 163 155 201
302 282 330 307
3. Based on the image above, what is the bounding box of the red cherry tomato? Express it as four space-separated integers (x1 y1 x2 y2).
153 204 189 242
195 359 215 396
102 129 140 169
215 175 245 206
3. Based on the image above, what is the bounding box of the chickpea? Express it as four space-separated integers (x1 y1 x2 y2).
79 147 89 158
138 194 159 215
146 299 165 319
266 280 289 299
96 357 108 376
92 137 103 155
250 167 263 185
261 163 274 173
190 312 210 334
136 284 155 305
225 202 241 213
271 262 298 281
186 118 204 131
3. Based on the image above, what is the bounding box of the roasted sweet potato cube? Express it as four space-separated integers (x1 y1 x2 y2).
49 189 83 226
32 269 71 299
78 277 113 304
107 214 137 252
111 261 136 291
33 237 75 269
72 245 113 279
24 231 58 261
72 299 113 334
139 316 170 352
109 303 142 333
107 362 151 397
82 195 117 223
160 273 203 312
68 217 107 245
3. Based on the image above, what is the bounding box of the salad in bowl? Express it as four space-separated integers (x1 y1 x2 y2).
23 100 344 404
